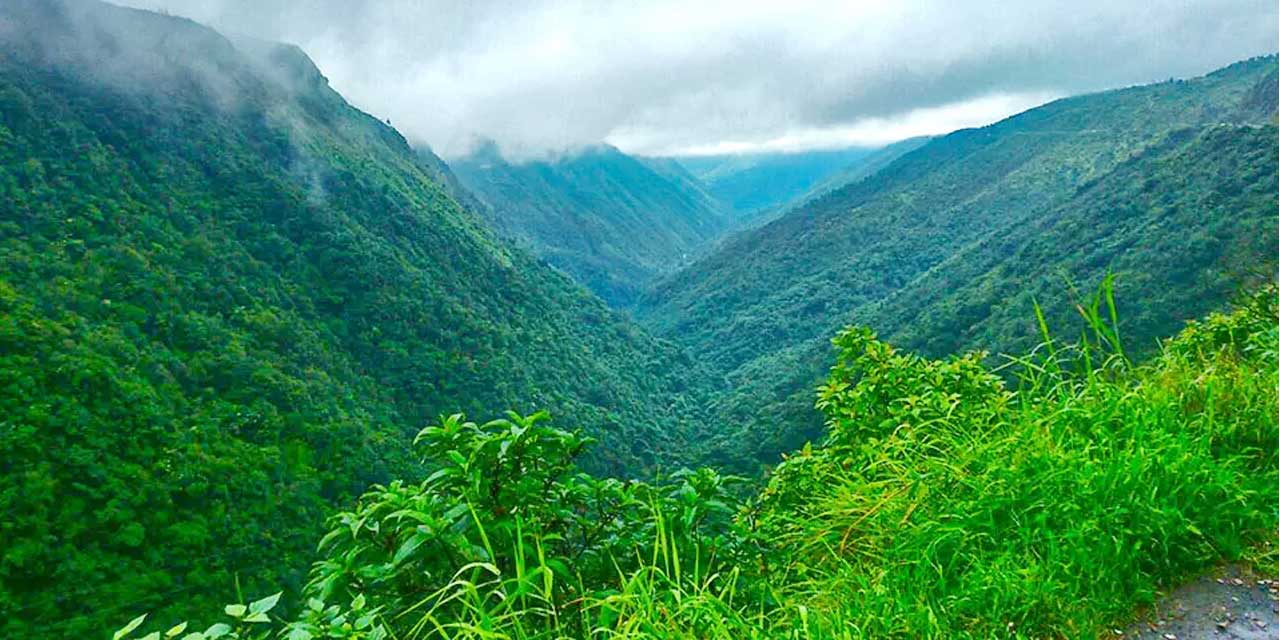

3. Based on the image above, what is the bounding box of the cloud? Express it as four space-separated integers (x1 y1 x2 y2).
613 91 1064 156
116 0 1277 157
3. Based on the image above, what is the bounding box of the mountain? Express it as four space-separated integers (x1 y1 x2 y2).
637 56 1279 468
0 1 723 635
799 136 932 204
449 143 728 306
711 137 935 235
672 146 880 226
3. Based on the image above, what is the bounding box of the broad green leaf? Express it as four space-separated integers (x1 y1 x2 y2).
316 527 345 552
424 467 456 486
203 623 231 639
248 591 282 615
114 613 147 640
165 622 188 638
223 604 246 618
393 532 428 566
443 503 469 522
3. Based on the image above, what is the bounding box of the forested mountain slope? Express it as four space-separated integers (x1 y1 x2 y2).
799 136 931 204
672 146 878 226
450 143 728 306
638 56 1279 468
0 0 721 635
869 123 1277 356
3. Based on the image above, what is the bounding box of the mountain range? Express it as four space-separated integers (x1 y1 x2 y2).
670 146 879 226
636 55 1279 465
449 141 908 306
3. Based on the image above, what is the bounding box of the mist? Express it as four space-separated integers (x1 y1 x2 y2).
116 0 1277 158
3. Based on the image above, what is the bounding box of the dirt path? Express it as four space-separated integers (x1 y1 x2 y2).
1120 565 1278 639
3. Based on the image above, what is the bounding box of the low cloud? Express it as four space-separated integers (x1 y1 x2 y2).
118 0 1277 157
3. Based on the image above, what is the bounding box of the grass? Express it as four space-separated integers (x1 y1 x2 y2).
750 286 1278 638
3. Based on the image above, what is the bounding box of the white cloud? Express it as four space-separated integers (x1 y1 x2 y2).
116 0 1278 157
615 91 1063 156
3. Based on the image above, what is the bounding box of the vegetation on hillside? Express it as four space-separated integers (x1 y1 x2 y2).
0 2 721 635
797 136 931 207
871 124 1278 357
638 56 1280 469
110 286 1279 639
672 147 878 226
450 143 728 306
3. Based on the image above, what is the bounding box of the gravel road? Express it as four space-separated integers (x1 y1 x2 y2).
1119 565 1278 640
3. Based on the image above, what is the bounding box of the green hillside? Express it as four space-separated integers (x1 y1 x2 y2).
672 146 879 226
871 123 1278 357
637 56 1279 467
799 136 931 204
0 1 721 635
450 143 728 306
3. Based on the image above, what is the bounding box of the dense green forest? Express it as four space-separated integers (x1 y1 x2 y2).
0 1 723 635
796 136 931 207
638 57 1280 467
450 143 728 306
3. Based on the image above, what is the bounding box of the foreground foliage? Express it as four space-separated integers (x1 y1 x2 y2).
115 288 1279 638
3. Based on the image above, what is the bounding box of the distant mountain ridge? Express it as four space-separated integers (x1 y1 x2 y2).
798 136 932 205
670 146 881 227
638 55 1280 468
448 142 905 306
450 142 729 306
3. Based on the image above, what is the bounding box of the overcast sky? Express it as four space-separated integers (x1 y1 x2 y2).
120 0 1276 158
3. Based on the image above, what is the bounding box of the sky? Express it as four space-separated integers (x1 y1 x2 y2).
119 0 1277 158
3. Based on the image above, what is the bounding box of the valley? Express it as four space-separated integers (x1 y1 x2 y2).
449 142 727 306
637 58 1280 466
